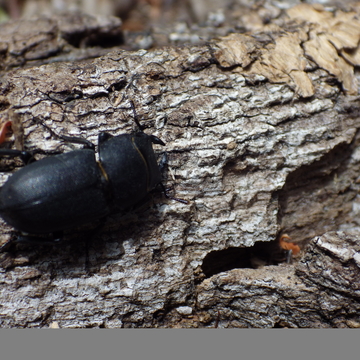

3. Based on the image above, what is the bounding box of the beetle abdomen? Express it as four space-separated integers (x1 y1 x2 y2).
0 149 110 233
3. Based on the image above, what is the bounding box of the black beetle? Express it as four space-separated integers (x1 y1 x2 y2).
0 104 186 249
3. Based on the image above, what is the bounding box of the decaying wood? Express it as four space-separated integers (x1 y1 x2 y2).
1 2 360 328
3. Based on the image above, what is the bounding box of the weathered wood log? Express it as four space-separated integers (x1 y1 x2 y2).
0 12 123 71
1 2 360 327
197 231 360 328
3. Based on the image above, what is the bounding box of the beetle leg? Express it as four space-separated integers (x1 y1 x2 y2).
157 153 188 204
15 232 63 245
0 148 34 164
159 182 189 204
0 239 13 253
35 119 95 150
0 231 64 252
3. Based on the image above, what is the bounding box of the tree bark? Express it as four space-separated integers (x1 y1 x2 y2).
1 2 360 328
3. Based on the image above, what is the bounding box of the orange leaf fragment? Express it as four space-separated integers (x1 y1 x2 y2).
279 234 300 255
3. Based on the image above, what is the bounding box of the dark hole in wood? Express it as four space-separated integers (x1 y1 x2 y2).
201 240 288 278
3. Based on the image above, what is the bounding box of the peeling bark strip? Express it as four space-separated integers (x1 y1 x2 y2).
1 3 360 327
215 3 360 95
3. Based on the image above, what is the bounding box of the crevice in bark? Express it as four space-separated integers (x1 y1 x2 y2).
48 90 84 103
62 30 124 49
107 80 127 92
277 135 360 245
201 240 289 278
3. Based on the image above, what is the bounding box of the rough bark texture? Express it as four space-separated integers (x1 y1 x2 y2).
1 1 360 328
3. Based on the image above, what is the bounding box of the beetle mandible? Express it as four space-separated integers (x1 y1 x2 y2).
0 103 186 250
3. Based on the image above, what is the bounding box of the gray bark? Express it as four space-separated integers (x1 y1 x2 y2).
1 2 360 327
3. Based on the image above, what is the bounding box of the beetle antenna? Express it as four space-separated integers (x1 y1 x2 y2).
129 100 144 132
0 149 35 164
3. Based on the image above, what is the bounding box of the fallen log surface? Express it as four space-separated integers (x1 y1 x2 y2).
1 2 360 327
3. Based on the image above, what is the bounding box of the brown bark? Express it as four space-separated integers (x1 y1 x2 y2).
1 2 360 328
